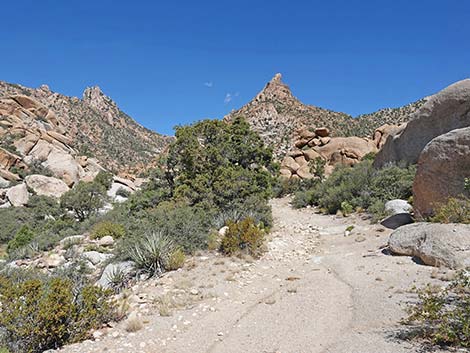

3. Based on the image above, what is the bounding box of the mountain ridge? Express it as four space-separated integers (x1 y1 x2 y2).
0 81 173 174
224 74 427 157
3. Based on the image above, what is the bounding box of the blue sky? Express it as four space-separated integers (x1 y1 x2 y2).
1 0 469 135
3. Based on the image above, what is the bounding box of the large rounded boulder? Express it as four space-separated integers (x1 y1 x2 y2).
389 222 470 269
374 79 470 167
25 174 70 198
413 127 470 218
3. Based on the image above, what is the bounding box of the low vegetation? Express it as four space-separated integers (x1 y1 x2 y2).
292 159 416 220
430 179 470 224
403 271 470 348
0 117 275 350
91 221 126 240
220 218 266 257
430 198 470 224
0 269 114 353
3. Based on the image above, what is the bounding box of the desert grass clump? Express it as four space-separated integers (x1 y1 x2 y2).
125 312 143 332
166 248 186 271
91 221 125 240
128 232 175 277
220 217 265 257
403 271 470 348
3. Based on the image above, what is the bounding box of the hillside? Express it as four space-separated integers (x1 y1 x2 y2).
0 82 173 173
353 98 427 137
224 74 425 157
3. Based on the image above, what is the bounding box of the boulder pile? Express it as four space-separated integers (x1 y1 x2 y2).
0 95 138 208
280 125 394 179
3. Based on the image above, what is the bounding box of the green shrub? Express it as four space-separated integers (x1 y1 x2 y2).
404 271 470 348
430 198 470 224
273 177 319 198
0 274 114 352
292 160 416 220
60 181 107 221
93 171 113 190
0 195 61 245
115 187 131 198
91 221 125 240
127 232 175 276
220 218 265 257
7 226 35 254
292 189 315 209
340 201 354 216
369 163 416 202
0 208 34 244
143 202 213 252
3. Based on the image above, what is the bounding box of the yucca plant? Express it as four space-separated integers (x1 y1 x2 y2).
106 266 130 293
128 232 175 277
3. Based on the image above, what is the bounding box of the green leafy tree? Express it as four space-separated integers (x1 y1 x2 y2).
60 181 107 221
93 171 113 190
7 226 36 254
166 117 276 216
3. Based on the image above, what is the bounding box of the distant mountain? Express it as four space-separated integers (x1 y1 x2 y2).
224 74 427 157
0 82 173 173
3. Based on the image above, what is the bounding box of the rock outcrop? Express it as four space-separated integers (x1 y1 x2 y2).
0 95 105 187
374 79 470 167
389 222 470 269
25 174 70 198
373 124 405 149
280 127 379 179
413 127 470 218
6 183 29 206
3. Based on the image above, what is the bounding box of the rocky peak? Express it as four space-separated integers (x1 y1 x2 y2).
83 86 116 108
82 86 119 125
39 84 51 92
255 73 296 103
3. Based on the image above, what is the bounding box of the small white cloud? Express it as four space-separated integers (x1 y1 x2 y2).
204 81 213 88
224 93 232 104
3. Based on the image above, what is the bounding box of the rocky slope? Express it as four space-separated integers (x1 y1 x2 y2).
224 74 426 158
0 82 173 173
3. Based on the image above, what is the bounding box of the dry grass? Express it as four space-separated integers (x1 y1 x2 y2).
0 245 7 260
155 294 173 317
125 313 143 332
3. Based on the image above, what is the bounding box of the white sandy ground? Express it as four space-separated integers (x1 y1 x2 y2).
56 197 455 353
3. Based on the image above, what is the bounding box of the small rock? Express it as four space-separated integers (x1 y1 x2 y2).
82 251 112 265
98 235 114 246
59 235 85 247
218 226 229 236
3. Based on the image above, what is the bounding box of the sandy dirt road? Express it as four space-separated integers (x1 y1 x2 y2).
58 198 443 353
